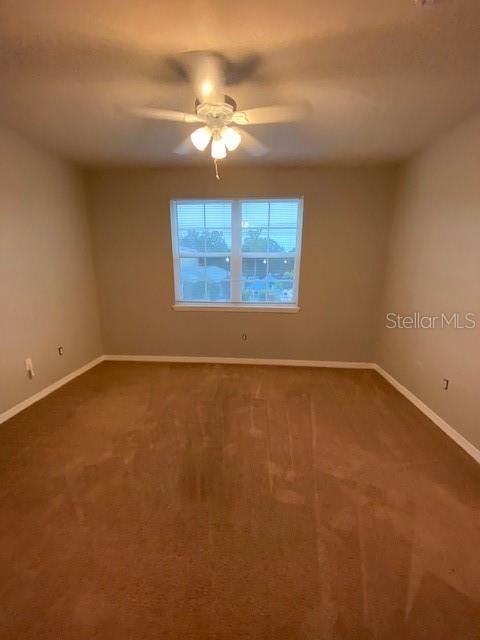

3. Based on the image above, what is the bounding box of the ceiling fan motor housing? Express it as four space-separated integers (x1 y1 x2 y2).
195 96 237 130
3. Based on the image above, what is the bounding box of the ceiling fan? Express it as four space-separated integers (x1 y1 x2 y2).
131 52 308 176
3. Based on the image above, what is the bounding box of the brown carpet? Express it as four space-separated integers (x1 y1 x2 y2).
0 362 479 639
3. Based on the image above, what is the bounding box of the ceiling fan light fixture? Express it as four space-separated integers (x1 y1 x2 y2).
190 126 211 151
221 126 241 151
211 137 227 160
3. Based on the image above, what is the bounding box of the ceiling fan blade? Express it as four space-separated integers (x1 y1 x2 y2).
224 54 261 86
174 136 195 155
233 104 309 125
240 129 268 156
131 107 203 124
183 51 225 104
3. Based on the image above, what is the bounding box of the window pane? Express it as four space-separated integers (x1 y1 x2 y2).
179 257 230 302
242 257 296 304
179 229 231 254
242 256 268 303
178 228 206 254
267 229 297 253
205 257 231 301
269 201 299 227
241 201 269 228
179 256 207 301
268 256 295 279
241 228 268 252
241 257 273 303
177 203 204 228
205 201 231 228
275 281 294 302
205 229 231 253
241 200 299 254
176 201 232 253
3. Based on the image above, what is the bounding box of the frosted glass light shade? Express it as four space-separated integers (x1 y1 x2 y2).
211 138 227 159
190 126 211 151
221 126 241 151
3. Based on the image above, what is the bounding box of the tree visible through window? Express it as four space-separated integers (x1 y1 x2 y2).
170 199 303 307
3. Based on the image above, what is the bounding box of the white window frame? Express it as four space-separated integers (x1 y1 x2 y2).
170 198 303 312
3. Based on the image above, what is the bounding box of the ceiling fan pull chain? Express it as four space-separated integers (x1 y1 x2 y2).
214 159 220 180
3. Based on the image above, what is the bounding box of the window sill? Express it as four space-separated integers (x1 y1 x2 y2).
172 303 300 313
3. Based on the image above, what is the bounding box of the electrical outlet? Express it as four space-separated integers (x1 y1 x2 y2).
58 346 64 356
443 378 450 391
25 358 35 379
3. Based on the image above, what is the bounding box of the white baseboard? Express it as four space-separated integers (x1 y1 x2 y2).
374 364 480 464
0 356 105 425
104 354 375 369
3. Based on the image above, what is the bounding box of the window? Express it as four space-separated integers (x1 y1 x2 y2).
170 199 303 310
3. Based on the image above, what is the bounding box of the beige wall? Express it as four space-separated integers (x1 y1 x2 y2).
0 126 102 413
87 164 397 362
377 114 480 449
2 114 478 450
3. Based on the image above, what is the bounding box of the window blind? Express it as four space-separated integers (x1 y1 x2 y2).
171 199 303 306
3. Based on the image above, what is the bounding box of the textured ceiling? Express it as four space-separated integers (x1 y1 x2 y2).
1 0 480 165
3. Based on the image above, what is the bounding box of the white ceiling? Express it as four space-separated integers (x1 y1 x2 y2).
1 0 480 165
